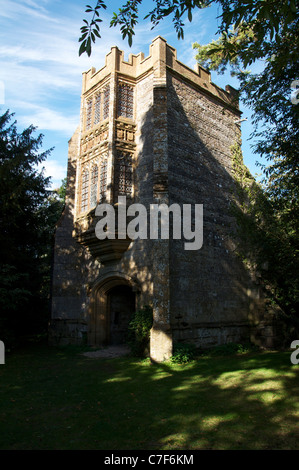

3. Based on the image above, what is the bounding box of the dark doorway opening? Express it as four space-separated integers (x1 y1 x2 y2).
107 285 135 345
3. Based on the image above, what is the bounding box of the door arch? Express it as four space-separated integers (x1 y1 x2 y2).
88 273 139 347
108 285 135 345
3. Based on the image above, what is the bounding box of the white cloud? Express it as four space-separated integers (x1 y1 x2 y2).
0 1 116 134
18 103 78 135
38 159 67 189
0 0 60 22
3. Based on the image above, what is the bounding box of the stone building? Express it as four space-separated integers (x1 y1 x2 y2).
50 36 276 361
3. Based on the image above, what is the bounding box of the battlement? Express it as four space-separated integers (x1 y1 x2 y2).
82 36 239 109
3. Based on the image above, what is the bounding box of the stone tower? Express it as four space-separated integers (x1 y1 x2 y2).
50 37 272 361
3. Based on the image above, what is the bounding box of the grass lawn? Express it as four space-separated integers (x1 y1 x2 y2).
0 342 298 450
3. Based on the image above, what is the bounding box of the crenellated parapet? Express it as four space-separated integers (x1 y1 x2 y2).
82 36 238 106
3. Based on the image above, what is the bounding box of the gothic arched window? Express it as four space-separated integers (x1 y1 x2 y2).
114 151 133 200
81 168 89 212
94 93 101 125
86 98 93 130
103 85 110 120
90 164 99 207
118 83 134 119
100 157 108 202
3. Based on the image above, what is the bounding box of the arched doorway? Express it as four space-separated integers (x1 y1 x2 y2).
108 285 135 345
88 273 138 347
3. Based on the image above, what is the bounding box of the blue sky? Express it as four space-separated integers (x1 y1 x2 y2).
0 0 261 189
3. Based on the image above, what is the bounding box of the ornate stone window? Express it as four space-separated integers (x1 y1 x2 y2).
100 156 108 202
94 93 101 125
114 151 133 200
79 154 109 213
90 164 98 208
86 98 93 130
118 83 134 119
103 85 110 120
81 167 89 212
84 83 110 131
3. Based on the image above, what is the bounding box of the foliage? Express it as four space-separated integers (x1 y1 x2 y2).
79 0 211 55
230 143 299 320
127 305 153 356
0 110 65 346
208 342 257 356
195 0 298 69
79 0 107 56
37 178 66 306
193 7 299 207
78 0 298 55
171 342 196 363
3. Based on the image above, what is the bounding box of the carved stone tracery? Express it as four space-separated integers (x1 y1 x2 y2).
75 79 136 261
115 120 136 144
81 122 109 154
114 150 133 201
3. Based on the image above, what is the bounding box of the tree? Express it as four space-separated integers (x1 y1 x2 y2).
78 0 297 56
0 110 64 346
79 0 210 56
37 178 66 323
230 142 298 329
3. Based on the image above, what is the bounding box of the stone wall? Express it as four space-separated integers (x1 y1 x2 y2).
166 73 264 348
50 128 102 345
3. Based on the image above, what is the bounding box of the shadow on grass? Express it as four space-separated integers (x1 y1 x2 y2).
0 343 298 450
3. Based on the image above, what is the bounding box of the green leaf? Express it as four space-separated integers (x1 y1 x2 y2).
79 40 87 57
79 32 88 41
93 29 101 38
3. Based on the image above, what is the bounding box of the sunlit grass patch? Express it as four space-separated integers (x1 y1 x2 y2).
0 344 298 450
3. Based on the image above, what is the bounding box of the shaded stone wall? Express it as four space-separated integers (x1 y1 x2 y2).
117 72 155 308
50 129 97 345
167 73 264 348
